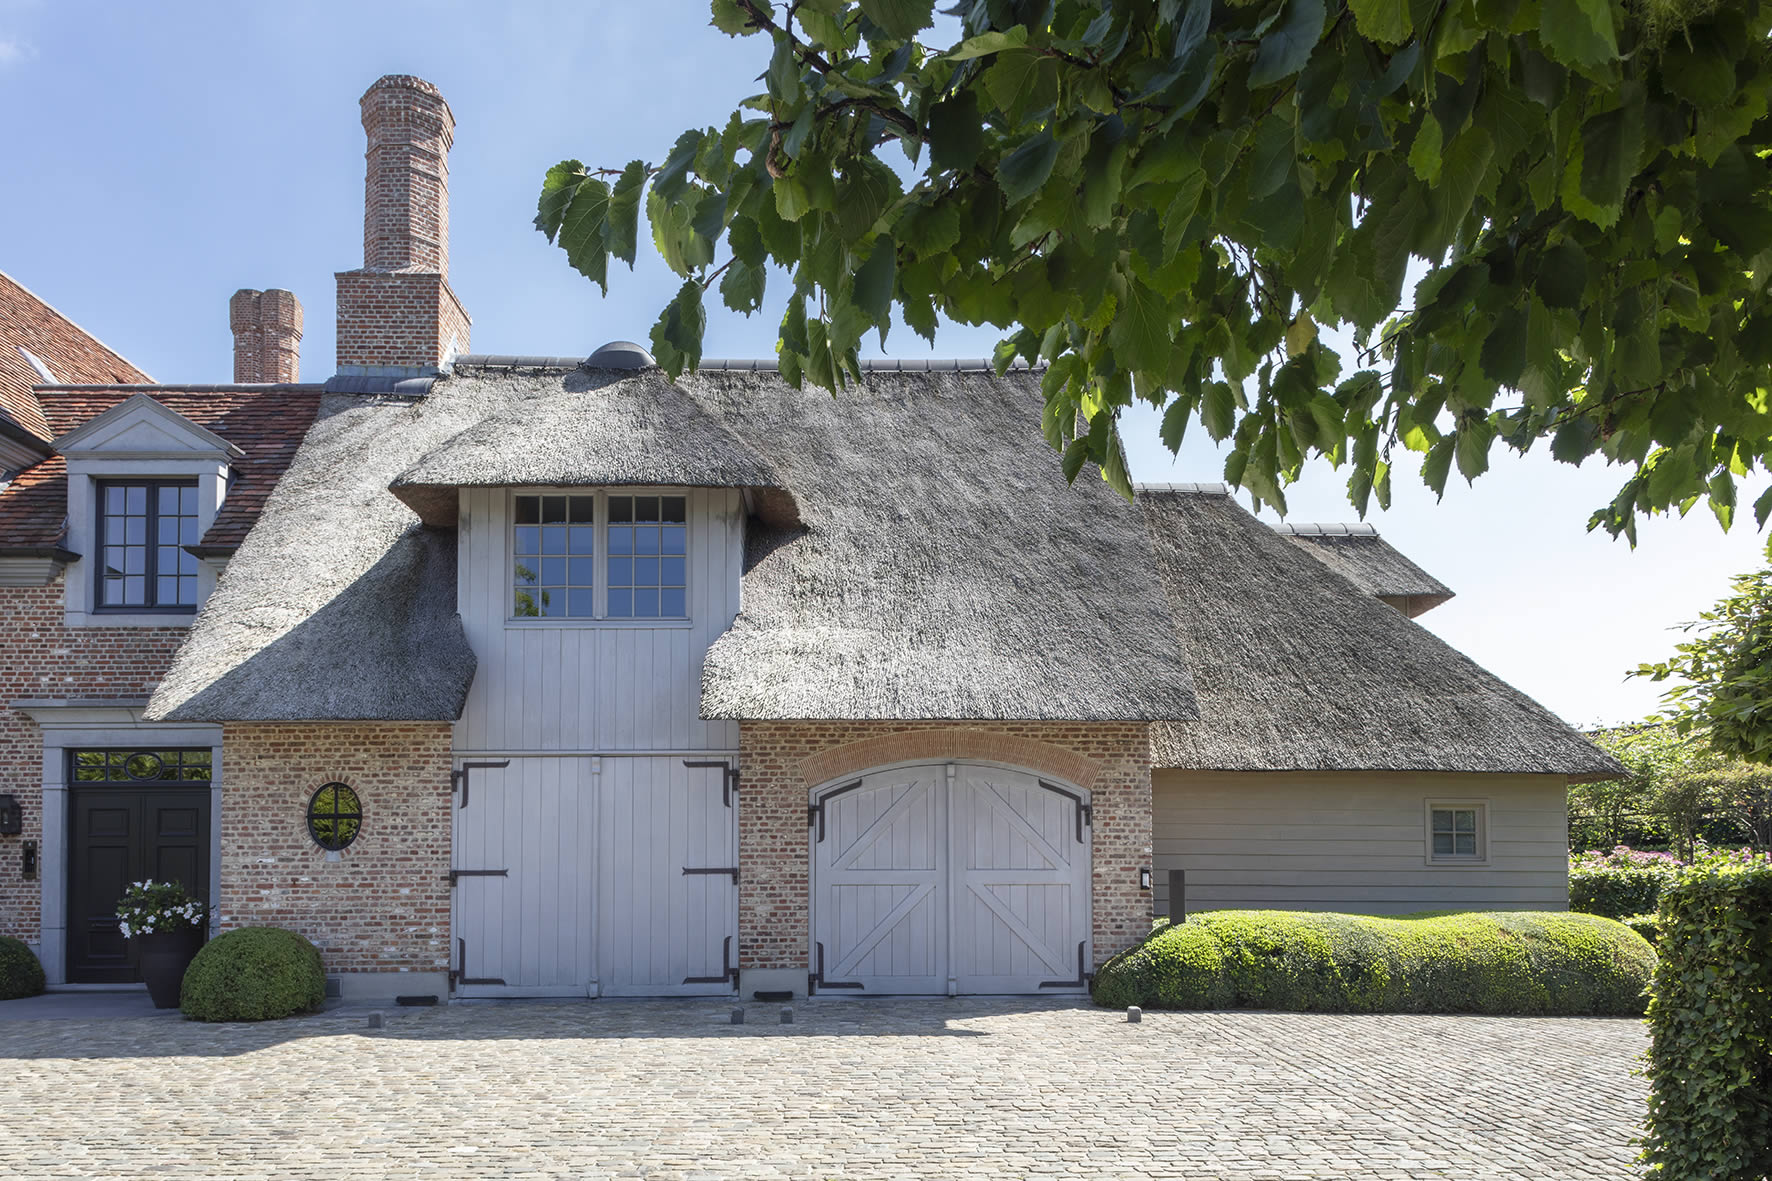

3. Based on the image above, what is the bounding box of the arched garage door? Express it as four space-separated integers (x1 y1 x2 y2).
809 762 1092 995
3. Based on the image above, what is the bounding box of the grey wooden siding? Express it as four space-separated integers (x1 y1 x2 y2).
1152 771 1570 915
453 486 743 754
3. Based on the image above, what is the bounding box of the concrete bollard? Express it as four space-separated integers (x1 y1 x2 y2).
780 1007 794 1025
730 1008 745 1025
367 1012 384 1030
1126 1006 1142 1024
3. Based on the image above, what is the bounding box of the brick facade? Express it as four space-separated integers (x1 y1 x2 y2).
0 578 187 945
334 271 469 372
218 722 453 976
737 721 1154 975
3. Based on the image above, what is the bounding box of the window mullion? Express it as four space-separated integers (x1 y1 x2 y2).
595 490 606 619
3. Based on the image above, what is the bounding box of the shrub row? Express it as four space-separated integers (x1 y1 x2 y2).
1642 863 1772 1180
0 936 46 1001
1092 910 1655 1016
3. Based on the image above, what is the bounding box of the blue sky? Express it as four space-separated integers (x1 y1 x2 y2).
2 0 1764 727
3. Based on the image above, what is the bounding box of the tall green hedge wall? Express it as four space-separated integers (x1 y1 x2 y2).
1642 864 1772 1180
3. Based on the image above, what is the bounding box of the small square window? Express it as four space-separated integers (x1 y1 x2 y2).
1427 802 1487 863
95 480 199 611
606 494 688 618
513 493 598 618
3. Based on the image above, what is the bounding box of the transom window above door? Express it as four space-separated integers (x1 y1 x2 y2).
510 492 688 620
98 481 200 610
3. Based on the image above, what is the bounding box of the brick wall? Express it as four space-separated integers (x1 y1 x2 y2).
0 578 187 945
738 721 1153 975
218 722 453 976
334 271 469 372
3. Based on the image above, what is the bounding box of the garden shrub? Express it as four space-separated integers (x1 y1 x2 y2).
180 927 325 1022
1569 847 1682 918
1642 861 1772 1180
1622 913 1660 945
1092 910 1655 1016
0 935 46 1001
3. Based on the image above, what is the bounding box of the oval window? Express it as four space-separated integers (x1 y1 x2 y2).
307 782 363 852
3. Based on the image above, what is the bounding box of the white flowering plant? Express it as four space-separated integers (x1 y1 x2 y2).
115 880 206 939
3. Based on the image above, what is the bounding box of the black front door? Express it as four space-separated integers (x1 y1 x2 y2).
67 749 213 984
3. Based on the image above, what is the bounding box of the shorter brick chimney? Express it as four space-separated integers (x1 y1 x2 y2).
229 288 304 383
335 74 471 376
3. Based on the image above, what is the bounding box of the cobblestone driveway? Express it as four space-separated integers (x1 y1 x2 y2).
0 998 1645 1179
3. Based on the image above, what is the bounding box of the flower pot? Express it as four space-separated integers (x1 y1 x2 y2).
132 927 204 1009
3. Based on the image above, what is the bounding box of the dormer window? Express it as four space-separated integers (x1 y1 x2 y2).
509 491 689 622
98 481 200 610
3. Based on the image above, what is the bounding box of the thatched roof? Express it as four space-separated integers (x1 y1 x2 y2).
687 368 1198 720
1275 523 1454 617
390 366 797 527
1140 486 1621 781
146 392 479 722
149 365 1199 724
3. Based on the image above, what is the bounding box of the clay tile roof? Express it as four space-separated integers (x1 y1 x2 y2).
0 388 324 552
0 269 151 443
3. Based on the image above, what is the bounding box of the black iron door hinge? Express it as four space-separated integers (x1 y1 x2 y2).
453 937 507 988
682 866 739 883
807 940 863 995
451 760 510 810
446 868 509 887
1038 941 1091 990
683 934 740 986
683 759 739 807
806 779 864 843
1037 780 1093 842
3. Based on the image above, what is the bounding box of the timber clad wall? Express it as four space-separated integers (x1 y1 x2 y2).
452 486 743 755
738 721 1153 973
1152 769 1571 914
0 579 186 945
219 723 453 974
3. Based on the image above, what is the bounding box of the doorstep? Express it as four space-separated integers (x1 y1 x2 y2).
0 988 174 1020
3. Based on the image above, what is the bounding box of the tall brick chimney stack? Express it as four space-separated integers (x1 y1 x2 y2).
229 288 304 383
335 74 471 376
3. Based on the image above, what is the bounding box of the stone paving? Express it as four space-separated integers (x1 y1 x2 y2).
0 997 1646 1179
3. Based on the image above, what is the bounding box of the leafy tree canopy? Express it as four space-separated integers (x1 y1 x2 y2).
1638 565 1772 760
537 0 1772 538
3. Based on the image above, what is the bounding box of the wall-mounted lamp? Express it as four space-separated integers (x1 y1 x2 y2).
0 794 21 836
1139 867 1152 891
21 840 37 880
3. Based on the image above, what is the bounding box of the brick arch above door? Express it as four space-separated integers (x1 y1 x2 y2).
796 729 1103 794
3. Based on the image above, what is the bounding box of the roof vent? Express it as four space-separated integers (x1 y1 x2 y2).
586 340 655 369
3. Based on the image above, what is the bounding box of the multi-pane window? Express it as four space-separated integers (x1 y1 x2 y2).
607 495 687 618
512 494 596 618
98 482 199 609
71 748 212 784
1430 806 1482 860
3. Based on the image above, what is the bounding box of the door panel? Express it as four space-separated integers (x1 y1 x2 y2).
68 788 212 984
810 763 1091 996
451 756 738 998
812 769 946 993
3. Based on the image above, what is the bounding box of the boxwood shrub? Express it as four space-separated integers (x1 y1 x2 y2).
1641 862 1772 1180
0 935 46 1001
180 927 325 1022
1092 910 1655 1016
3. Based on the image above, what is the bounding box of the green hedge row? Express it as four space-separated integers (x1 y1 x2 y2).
0 936 45 1001
1569 863 1677 919
1642 863 1772 1180
180 927 326 1022
1092 910 1655 1016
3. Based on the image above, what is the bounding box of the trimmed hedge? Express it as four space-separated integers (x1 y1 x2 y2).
1642 863 1772 1180
1621 912 1662 945
1092 910 1655 1016
0 936 46 1001
1569 862 1678 919
180 927 325 1022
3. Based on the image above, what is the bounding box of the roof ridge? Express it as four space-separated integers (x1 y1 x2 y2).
1272 522 1381 537
33 383 327 393
1133 481 1229 496
451 354 1039 374
0 268 154 384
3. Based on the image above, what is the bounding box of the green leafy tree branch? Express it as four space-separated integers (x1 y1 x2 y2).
536 0 1772 537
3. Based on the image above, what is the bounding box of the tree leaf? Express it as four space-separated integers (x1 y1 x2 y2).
943 25 1029 60
1108 277 1173 373
719 256 767 314
1578 85 1645 215
927 89 985 171
1408 115 1442 184
710 0 758 36
535 160 584 241
853 235 896 327
606 160 647 266
996 128 1061 205
1248 0 1326 89
1348 0 1412 44
984 50 1060 125
556 177 611 291
649 279 707 377
859 0 934 41
1540 0 1620 71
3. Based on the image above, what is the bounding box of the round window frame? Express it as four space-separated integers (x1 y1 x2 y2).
306 782 363 853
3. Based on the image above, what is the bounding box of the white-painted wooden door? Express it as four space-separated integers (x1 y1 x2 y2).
810 763 1091 995
452 756 737 998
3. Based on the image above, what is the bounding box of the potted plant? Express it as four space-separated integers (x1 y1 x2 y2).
116 880 208 1008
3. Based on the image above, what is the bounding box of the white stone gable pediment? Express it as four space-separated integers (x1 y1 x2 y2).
53 393 243 460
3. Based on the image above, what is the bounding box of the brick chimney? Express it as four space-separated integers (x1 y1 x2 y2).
335 74 471 376
229 288 304 383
